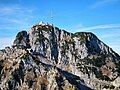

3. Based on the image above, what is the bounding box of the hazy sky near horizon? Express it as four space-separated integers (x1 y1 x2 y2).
0 0 120 54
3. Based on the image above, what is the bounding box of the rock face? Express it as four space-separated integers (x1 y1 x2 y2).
0 22 120 90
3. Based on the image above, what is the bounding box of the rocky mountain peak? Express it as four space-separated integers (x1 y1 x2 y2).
0 22 120 90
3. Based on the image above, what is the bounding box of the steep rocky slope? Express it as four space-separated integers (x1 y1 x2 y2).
0 22 120 90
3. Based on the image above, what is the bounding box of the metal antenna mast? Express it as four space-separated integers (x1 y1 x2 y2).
50 10 54 25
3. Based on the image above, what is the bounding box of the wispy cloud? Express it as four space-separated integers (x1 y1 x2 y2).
109 44 120 54
90 0 119 9
0 7 15 14
0 5 36 31
102 36 120 55
0 37 14 49
0 6 21 15
78 23 120 31
0 5 35 16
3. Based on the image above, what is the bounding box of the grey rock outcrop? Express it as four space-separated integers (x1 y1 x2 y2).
0 22 120 90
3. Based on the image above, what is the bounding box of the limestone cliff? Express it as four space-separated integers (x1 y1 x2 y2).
0 22 120 90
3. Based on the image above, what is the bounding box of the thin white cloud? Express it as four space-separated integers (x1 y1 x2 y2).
90 0 119 9
0 6 35 16
0 18 32 31
0 6 22 15
74 23 83 29
0 7 14 14
108 44 120 54
78 23 120 31
0 37 14 49
101 32 120 39
0 5 36 31
101 34 117 39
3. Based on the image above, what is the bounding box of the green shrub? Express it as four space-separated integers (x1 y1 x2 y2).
20 54 29 60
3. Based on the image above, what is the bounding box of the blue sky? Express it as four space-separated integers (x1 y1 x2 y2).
0 0 120 54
